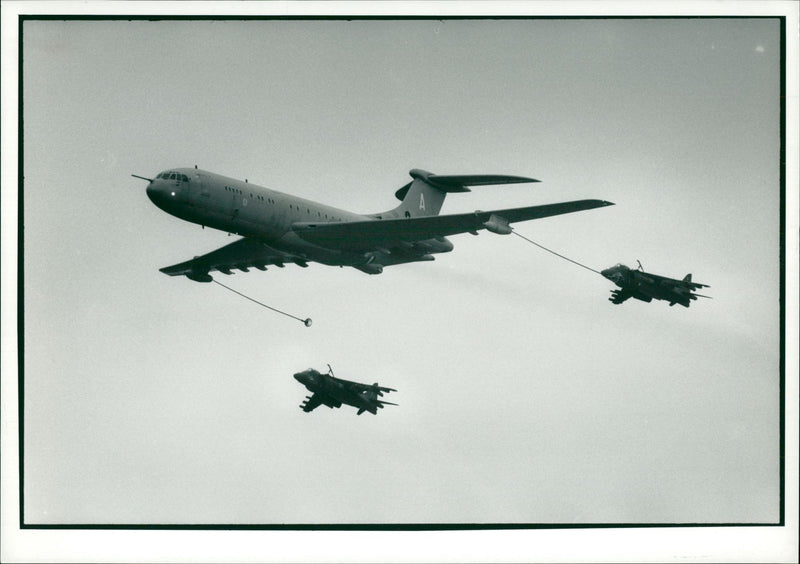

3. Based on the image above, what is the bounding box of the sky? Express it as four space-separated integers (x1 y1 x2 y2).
2 4 798 563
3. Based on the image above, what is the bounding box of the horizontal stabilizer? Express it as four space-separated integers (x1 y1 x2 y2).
396 169 539 200
677 272 710 290
421 171 540 189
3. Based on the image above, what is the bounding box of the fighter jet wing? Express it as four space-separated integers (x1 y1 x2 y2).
291 200 614 252
159 237 308 280
609 288 633 304
300 393 325 412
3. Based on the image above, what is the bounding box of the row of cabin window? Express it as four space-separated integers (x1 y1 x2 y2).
288 204 340 221
221 188 341 221
226 186 274 204
159 172 189 182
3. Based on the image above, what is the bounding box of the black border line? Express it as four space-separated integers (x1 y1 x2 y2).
17 522 785 531
16 13 788 531
12 14 790 21
17 12 26 531
778 14 787 529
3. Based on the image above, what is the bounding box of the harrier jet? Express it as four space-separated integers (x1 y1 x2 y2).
601 262 711 307
139 167 613 280
294 366 397 415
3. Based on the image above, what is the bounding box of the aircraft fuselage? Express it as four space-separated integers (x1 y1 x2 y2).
146 167 438 269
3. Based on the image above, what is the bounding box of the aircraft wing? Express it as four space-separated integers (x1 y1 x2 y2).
300 393 325 412
291 199 614 252
159 237 308 280
609 288 633 304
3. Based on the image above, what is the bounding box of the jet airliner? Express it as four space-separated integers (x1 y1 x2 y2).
141 167 613 280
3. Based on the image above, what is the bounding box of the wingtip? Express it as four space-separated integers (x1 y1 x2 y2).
512 176 539 184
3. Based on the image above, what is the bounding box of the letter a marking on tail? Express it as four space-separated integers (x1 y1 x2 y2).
419 193 425 211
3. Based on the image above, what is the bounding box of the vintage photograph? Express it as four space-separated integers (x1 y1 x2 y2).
2 2 797 563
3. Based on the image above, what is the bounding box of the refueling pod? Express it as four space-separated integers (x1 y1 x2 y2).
483 213 512 235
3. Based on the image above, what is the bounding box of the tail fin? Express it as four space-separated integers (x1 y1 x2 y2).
378 169 539 219
364 386 397 410
683 274 692 283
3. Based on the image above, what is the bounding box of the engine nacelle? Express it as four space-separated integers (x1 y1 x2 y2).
358 262 384 275
186 271 213 283
415 237 454 253
356 253 385 275
483 213 512 235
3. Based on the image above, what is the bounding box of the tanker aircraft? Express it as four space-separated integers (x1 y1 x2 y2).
601 262 711 307
138 167 613 280
294 366 397 415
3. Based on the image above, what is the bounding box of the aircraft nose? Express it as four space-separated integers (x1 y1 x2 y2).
146 181 161 203
601 267 624 283
600 268 622 283
146 181 175 208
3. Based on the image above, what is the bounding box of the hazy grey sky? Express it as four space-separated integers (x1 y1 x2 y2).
21 14 781 521
3 5 798 563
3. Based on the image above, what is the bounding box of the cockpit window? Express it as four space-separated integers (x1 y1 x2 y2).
157 171 188 181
